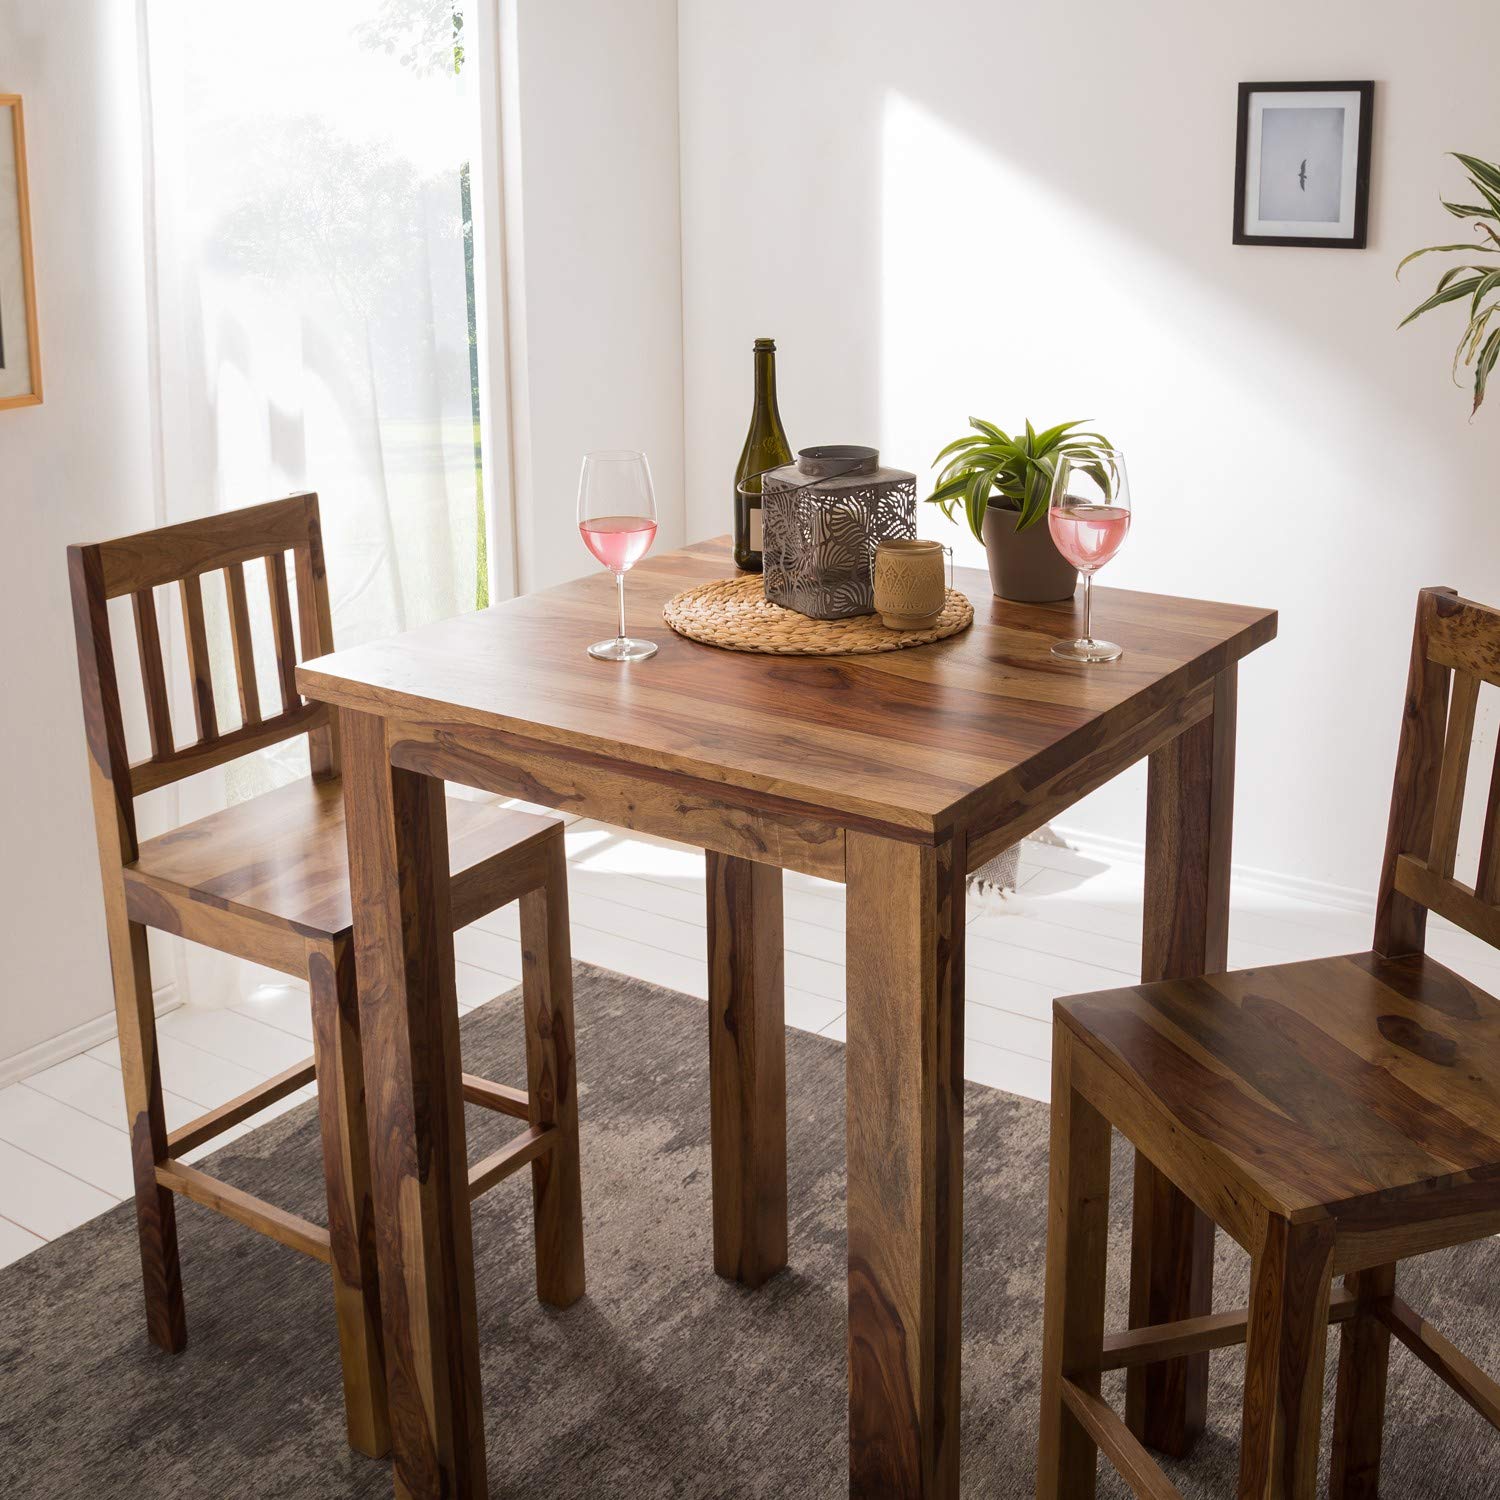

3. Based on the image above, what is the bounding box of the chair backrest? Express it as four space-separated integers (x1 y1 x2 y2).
68 492 338 866
1376 586 1500 958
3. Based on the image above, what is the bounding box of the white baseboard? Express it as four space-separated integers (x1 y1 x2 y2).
1043 824 1377 917
0 981 182 1089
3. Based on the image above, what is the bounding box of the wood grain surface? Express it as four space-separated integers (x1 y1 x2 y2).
295 537 1279 1500
298 538 1276 842
1043 589 1500 1500
70 494 577 1474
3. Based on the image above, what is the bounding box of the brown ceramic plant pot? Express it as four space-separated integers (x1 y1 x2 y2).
980 504 1078 603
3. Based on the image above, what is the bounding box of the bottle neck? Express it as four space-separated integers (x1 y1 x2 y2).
753 349 779 414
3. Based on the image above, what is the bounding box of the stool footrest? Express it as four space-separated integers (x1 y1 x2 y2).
468 1124 558 1201
462 1072 530 1120
1100 1286 1358 1372
167 1057 318 1156
1059 1379 1182 1500
155 1158 332 1264
1381 1294 1500 1431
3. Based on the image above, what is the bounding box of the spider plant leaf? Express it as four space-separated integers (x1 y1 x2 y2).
1455 303 1498 377
1435 263 1480 293
1080 461 1113 498
1023 418 1038 456
965 466 994 544
1454 153 1500 199
1031 418 1087 451
931 433 989 466
1473 270 1500 317
1472 327 1500 413
925 476 972 505
1400 274 1486 328
1015 462 1054 532
938 449 1009 489
1443 199 1493 219
1397 243 1500 277
1451 161 1500 221
968 417 1011 445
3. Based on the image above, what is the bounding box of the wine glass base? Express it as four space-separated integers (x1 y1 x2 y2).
1051 637 1123 663
588 636 658 662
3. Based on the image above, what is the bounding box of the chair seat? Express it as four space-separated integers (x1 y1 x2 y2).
1057 951 1500 1226
126 776 559 944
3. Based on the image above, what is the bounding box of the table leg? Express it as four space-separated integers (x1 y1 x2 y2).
1128 664 1236 1457
845 830 966 1500
706 850 787 1287
342 709 487 1499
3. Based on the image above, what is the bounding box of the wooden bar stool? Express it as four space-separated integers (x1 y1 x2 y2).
1038 586 1500 1499
67 493 584 1459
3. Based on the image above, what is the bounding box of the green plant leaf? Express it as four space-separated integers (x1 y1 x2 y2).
1457 302 1500 375
968 417 1011 445
1473 327 1500 413
931 433 989 466
1443 199 1494 219
1473 270 1500 317
1400 274 1487 328
1454 153 1500 199
924 476 972 505
1397 243 1500 277
965 466 993 544
1023 418 1038 456
1030 418 1086 451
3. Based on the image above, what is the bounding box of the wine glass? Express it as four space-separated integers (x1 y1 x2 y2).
577 449 659 662
1047 449 1132 662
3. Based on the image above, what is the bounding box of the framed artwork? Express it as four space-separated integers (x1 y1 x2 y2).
0 95 41 408
1233 81 1374 249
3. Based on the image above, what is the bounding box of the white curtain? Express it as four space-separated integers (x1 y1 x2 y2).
139 0 490 1003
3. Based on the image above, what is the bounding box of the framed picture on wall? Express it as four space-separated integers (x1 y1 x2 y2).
1234 81 1374 249
0 94 41 409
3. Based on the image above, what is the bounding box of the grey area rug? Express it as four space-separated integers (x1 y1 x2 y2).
3 963 1499 1497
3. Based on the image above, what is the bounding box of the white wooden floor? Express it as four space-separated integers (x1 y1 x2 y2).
5 822 1496 1273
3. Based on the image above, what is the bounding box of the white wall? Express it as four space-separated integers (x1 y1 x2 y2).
679 0 1500 900
0 1 160 1068
501 0 684 592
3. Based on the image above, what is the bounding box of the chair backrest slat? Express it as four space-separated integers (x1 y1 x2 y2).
1428 669 1480 877
177 571 219 742
292 506 340 777
1476 742 1500 904
223 561 262 726
68 494 335 861
266 551 301 714
1376 587 1500 958
131 588 174 758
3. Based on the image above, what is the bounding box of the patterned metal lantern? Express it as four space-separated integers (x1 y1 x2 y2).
761 446 917 619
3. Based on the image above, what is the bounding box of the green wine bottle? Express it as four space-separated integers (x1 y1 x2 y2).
733 337 792 573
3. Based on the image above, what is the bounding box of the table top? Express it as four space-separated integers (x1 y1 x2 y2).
298 538 1276 836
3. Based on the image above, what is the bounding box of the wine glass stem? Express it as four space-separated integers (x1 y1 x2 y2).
1083 570 1093 643
616 570 627 642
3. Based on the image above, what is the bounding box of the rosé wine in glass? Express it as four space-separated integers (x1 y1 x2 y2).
1047 504 1130 574
577 450 659 661
1047 449 1131 663
579 514 658 573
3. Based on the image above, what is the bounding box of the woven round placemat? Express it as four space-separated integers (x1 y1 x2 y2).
662 574 974 655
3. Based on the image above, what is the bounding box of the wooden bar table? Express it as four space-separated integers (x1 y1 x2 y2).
297 538 1275 1499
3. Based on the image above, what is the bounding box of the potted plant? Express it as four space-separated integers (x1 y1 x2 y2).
1398 152 1500 414
924 418 1115 602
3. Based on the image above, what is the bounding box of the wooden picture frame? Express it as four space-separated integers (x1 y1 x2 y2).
0 95 41 409
1233 81 1374 249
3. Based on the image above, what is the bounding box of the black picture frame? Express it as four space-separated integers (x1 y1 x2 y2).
1233 80 1374 249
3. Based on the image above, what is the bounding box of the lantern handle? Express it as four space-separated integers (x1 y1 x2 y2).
735 449 874 500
